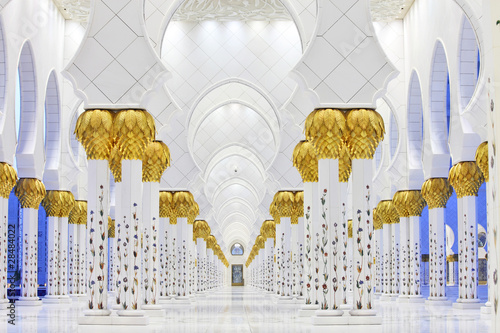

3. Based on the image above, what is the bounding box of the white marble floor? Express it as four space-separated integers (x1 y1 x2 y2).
1 286 492 333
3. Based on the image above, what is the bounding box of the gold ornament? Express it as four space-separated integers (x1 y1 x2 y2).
338 141 352 182
171 191 195 224
305 109 346 159
392 190 426 217
449 161 484 198
187 201 199 225
348 219 352 238
376 200 399 224
41 191 63 217
74 109 114 160
291 191 304 224
206 235 216 250
108 217 115 238
475 142 489 182
15 178 46 209
256 235 265 249
0 162 17 199
292 140 318 183
159 191 175 220
373 208 383 230
421 178 453 209
345 109 385 160
69 200 87 225
142 140 170 183
270 191 296 223
112 109 155 160
60 192 75 217
109 145 122 183
77 201 88 225
193 220 210 242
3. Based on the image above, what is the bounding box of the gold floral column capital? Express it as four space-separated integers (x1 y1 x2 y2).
475 142 489 182
292 140 318 183
270 191 296 224
256 235 265 249
0 162 17 199
108 218 115 238
113 109 156 160
291 191 304 224
77 201 88 226
187 202 199 225
373 208 383 230
206 235 216 250
305 108 346 159
421 178 453 209
142 140 170 183
376 200 400 225
69 200 87 225
392 190 426 217
74 109 114 160
348 219 352 238
159 191 174 222
345 109 385 160
193 220 210 242
109 145 122 183
448 161 484 198
338 142 352 182
15 178 46 209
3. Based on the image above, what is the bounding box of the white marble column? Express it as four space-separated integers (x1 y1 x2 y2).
108 219 115 295
177 218 188 298
391 221 400 297
408 215 423 301
381 219 392 299
15 178 46 306
142 181 162 312
398 217 410 300
0 163 16 310
374 226 383 296
275 222 283 296
282 217 292 298
117 159 144 316
196 237 206 293
291 222 298 297
68 217 78 296
45 215 60 300
350 160 376 316
265 237 274 292
449 161 484 309
158 217 170 301
77 214 87 296
428 208 447 301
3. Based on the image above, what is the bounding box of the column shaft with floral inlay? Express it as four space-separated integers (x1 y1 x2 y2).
376 200 399 299
0 163 16 309
305 109 346 316
113 110 154 316
109 144 123 309
41 191 74 302
159 191 173 300
75 109 114 315
422 178 453 302
142 140 170 311
373 208 383 295
449 161 484 305
345 109 384 315
194 220 210 293
108 218 115 295
393 190 426 301
476 142 493 313
15 178 46 306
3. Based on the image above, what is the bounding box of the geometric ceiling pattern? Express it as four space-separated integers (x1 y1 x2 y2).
53 0 415 22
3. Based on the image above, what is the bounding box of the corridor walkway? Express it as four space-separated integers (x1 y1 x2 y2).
2 286 491 333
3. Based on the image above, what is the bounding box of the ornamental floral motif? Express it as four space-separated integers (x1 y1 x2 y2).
88 185 106 310
341 202 348 304
320 189 329 310
305 206 312 304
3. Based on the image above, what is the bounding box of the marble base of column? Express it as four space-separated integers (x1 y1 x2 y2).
480 302 492 314
142 304 165 317
79 312 149 326
425 297 451 306
158 296 171 303
452 298 481 309
16 297 42 306
174 296 191 304
338 304 351 310
396 295 410 303
312 309 347 326
379 294 393 302
43 295 62 304
298 304 320 317
347 310 382 325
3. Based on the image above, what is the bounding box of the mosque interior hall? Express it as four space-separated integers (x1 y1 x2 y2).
1 0 500 332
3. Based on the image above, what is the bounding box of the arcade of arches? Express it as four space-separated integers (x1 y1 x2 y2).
0 0 499 332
